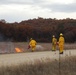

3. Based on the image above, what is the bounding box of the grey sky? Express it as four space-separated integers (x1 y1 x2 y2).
47 3 76 12
0 0 76 23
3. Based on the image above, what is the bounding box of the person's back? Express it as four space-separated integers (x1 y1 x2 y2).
59 36 64 45
52 35 57 51
52 37 57 45
30 40 37 46
29 39 37 52
58 33 65 54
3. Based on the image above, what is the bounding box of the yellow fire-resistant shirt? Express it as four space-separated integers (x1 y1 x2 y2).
29 40 37 47
52 37 57 45
59 36 65 46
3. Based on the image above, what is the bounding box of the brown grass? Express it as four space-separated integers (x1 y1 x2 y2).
0 56 76 75
0 42 76 54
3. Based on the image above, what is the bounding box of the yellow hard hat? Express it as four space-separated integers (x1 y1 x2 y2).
60 33 63 36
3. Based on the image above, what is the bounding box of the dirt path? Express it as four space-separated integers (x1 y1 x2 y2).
0 49 76 67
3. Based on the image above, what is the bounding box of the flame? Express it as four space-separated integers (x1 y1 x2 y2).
15 48 22 52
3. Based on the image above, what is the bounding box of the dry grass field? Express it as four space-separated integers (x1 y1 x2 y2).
0 42 76 53
0 56 76 75
0 42 76 75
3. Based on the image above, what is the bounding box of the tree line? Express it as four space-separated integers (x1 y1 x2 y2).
0 17 76 43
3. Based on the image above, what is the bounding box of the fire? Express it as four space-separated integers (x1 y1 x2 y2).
15 48 22 52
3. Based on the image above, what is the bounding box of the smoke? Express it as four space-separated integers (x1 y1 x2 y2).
36 45 45 51
0 33 13 42
0 34 5 41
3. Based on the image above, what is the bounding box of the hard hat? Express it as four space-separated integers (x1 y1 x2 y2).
53 35 55 37
60 33 63 36
30 38 32 40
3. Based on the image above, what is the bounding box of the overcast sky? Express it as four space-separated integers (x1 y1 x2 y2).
0 0 76 23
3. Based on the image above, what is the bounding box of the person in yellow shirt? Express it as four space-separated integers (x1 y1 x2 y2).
58 33 65 54
52 35 57 51
29 38 37 52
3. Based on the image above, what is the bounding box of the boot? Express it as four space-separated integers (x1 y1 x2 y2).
60 52 63 54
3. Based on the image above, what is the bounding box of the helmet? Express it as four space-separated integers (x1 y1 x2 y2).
53 35 55 37
30 38 32 40
60 33 63 36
